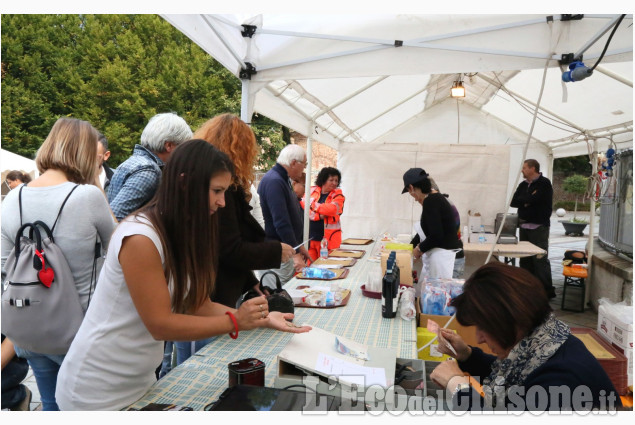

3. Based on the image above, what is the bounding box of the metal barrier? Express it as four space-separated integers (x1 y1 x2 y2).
598 149 633 258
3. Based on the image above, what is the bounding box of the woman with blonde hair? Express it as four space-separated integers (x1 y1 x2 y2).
166 114 296 366
1 117 116 410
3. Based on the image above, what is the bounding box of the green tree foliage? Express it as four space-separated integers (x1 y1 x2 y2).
1 14 286 168
553 155 591 175
562 174 589 220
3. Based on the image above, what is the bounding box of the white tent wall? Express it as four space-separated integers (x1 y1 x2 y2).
337 143 511 240
372 99 552 213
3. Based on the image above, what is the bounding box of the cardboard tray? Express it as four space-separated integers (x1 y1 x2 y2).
310 257 357 267
328 249 366 259
293 287 352 309
341 238 374 245
296 268 350 280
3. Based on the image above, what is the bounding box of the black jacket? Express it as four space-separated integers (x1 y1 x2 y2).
453 335 622 411
413 193 462 255
212 185 282 307
511 174 553 227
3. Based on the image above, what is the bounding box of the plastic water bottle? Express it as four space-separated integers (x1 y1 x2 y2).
462 225 469 244
302 267 336 279
478 225 486 244
320 238 328 259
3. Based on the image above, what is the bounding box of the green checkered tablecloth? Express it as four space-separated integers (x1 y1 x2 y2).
127 241 417 410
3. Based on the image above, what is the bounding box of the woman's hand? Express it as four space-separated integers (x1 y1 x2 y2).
265 312 312 334
439 328 472 361
413 245 423 260
430 359 466 389
234 296 269 331
280 243 295 264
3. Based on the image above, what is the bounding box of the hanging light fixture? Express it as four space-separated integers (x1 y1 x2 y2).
450 80 465 98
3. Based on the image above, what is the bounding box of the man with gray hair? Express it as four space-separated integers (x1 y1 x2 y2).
107 112 192 221
258 144 310 287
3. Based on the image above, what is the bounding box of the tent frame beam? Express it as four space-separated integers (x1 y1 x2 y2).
476 73 585 133
340 86 428 140
574 15 624 60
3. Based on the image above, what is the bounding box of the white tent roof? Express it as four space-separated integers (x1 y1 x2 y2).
1 149 37 174
162 13 633 157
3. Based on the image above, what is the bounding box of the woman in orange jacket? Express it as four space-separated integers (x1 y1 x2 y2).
301 167 345 261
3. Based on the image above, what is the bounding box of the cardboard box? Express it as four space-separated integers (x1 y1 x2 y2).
597 304 633 352
415 297 493 355
381 250 413 286
571 327 629 395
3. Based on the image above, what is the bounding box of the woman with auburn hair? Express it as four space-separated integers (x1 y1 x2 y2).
165 115 296 366
55 140 310 410
1 117 117 410
429 262 621 412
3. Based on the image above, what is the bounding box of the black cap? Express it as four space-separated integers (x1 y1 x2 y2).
401 168 428 194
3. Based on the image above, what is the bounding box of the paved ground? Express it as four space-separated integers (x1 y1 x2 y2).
19 211 604 410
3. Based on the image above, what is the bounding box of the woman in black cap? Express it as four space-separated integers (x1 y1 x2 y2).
401 168 462 278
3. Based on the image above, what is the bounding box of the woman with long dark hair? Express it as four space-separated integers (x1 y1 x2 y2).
55 140 310 410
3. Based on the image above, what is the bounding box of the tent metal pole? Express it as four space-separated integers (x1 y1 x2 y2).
581 47 633 60
586 139 598 307
476 73 585 132
403 41 552 60
262 85 342 149
241 79 251 123
257 45 386 72
412 17 547 43
341 86 428 139
303 121 314 245
594 65 633 87
257 28 396 46
316 76 389 117
573 15 623 61
201 14 247 69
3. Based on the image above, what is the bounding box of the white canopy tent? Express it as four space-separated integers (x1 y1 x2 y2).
162 14 633 241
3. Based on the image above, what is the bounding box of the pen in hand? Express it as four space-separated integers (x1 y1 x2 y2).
293 238 312 250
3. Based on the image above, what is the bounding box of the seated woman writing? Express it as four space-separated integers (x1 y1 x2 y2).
430 262 621 412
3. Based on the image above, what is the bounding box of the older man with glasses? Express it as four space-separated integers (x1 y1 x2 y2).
257 144 311 289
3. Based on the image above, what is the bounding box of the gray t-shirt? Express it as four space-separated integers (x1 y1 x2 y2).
1 182 116 310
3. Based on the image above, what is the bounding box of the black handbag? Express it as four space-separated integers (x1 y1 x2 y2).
236 271 295 314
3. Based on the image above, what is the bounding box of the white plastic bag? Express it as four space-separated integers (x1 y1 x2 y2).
598 297 633 324
399 287 416 321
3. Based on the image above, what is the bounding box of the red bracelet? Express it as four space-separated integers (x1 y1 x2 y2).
225 311 239 339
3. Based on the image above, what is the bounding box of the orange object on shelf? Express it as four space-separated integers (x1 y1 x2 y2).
563 265 588 278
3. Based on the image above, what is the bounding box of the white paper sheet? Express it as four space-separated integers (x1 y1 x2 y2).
314 353 387 387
